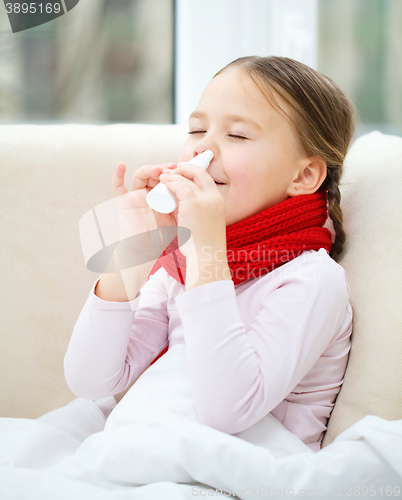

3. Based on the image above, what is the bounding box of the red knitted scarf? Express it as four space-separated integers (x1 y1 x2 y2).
147 189 332 286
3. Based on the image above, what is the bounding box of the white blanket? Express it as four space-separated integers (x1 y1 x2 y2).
0 345 401 499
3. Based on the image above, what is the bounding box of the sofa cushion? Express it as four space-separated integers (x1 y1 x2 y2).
322 131 402 447
0 123 188 418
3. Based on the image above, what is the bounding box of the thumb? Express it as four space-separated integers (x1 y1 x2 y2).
113 162 129 197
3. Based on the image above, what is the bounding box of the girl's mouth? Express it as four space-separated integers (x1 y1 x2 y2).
212 178 226 185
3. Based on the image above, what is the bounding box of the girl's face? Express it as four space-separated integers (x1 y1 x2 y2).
178 65 310 226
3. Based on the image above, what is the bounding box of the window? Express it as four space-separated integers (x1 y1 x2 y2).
1 0 400 137
318 0 402 137
0 0 174 123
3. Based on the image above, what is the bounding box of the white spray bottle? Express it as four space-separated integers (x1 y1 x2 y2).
146 150 214 214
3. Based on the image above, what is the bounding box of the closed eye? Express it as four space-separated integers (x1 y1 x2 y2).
189 131 247 140
229 134 247 140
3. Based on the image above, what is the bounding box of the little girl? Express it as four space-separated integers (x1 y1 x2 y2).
64 56 355 453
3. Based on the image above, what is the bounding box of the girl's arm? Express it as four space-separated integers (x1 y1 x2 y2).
64 268 169 400
64 160 178 400
174 255 352 435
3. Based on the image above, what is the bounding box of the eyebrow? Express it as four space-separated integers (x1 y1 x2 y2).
189 111 262 131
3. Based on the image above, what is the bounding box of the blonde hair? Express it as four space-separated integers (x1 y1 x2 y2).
214 56 357 260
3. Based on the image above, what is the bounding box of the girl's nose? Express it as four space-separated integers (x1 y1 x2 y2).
193 131 219 161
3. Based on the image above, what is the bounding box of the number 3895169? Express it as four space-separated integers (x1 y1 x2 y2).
5 3 62 14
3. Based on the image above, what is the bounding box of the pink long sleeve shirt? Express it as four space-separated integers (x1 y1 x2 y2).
64 248 353 452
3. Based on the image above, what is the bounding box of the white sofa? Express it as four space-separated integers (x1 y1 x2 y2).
0 123 401 451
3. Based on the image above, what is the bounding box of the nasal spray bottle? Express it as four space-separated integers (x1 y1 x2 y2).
146 150 214 214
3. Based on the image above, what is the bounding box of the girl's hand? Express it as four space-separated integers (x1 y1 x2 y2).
112 162 178 254
114 161 179 228
159 164 227 257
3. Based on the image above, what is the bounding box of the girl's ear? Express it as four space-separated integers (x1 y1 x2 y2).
287 157 327 196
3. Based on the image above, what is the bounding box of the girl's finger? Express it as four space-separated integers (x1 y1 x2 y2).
113 162 129 197
162 165 214 192
160 174 197 202
158 163 178 176
131 164 173 192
